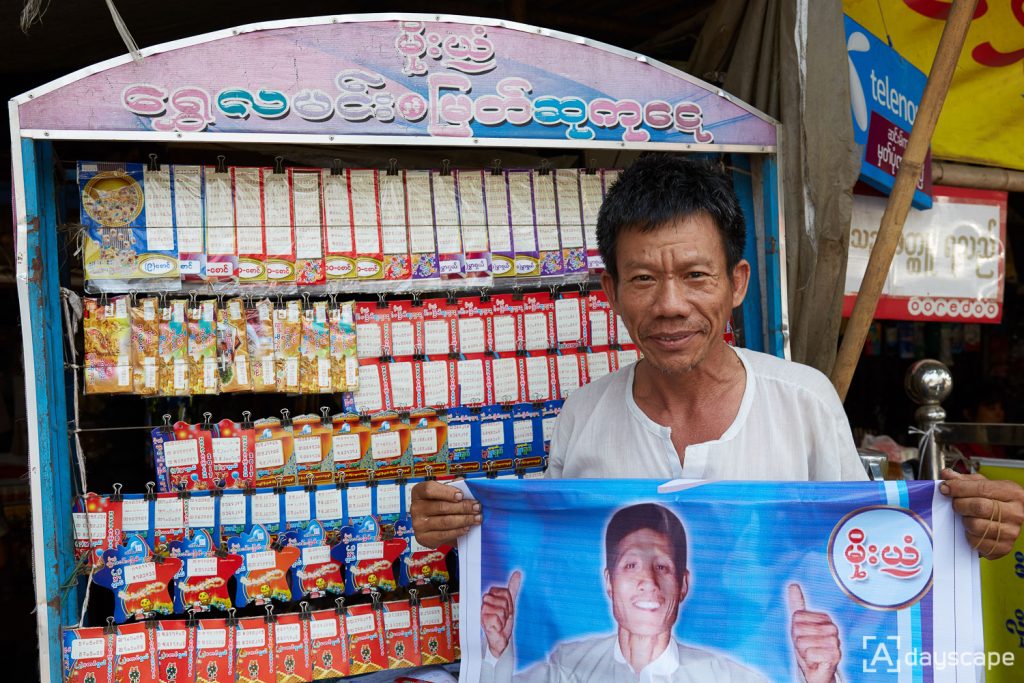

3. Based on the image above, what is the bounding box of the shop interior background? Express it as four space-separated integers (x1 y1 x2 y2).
3 0 1021 678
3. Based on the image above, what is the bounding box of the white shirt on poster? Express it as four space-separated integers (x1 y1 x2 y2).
546 347 867 482
482 634 768 683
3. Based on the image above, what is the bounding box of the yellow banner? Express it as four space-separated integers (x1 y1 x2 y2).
975 461 1024 681
844 1 1024 171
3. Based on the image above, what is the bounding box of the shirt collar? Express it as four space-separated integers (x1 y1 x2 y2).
625 345 755 445
613 635 679 677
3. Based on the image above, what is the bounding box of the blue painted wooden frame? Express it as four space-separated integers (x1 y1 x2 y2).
730 156 767 354
761 157 787 357
20 138 77 683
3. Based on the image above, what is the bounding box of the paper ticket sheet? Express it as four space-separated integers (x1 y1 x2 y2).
290 168 326 285
457 169 492 278
531 171 564 277
204 166 237 281
406 170 440 283
262 168 296 283
233 166 266 282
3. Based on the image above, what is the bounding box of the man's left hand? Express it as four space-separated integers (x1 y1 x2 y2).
788 584 840 683
940 469 1024 560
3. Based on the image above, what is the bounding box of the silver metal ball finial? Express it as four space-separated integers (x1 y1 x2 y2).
905 359 953 406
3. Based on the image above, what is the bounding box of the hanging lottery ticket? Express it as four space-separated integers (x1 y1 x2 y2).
233 165 267 283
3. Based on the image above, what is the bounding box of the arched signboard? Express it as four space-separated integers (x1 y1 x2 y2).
14 15 776 149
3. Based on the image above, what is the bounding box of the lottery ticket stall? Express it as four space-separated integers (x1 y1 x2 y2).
9 14 788 683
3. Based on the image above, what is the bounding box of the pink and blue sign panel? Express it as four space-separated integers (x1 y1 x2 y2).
18 17 776 147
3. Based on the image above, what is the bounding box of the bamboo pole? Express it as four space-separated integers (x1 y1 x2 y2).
831 0 978 401
933 161 1024 193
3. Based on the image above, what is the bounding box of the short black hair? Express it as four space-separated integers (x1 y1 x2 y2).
605 503 687 584
596 154 747 280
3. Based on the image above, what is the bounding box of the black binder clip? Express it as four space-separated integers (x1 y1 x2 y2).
216 155 227 174
273 156 285 174
439 159 451 177
491 159 503 176
147 153 160 173
386 158 399 176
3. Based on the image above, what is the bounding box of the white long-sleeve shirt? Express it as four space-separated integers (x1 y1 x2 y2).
546 347 867 482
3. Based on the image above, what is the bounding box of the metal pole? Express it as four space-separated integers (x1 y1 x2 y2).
905 359 953 480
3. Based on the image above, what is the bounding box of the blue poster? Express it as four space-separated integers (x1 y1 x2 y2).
458 479 985 682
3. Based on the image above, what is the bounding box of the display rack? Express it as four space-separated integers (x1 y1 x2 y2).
9 13 786 682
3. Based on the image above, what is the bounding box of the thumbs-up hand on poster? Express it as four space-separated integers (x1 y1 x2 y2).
788 583 841 683
482 570 523 658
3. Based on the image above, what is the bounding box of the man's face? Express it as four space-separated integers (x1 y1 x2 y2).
602 215 749 375
604 528 688 637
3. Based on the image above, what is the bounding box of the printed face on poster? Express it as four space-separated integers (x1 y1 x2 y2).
457 479 983 683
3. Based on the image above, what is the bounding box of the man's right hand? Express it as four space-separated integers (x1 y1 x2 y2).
410 481 482 549
482 570 522 659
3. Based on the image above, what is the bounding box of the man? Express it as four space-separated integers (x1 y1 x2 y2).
412 155 1023 558
479 503 835 682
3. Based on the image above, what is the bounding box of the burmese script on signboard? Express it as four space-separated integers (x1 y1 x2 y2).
843 188 1006 323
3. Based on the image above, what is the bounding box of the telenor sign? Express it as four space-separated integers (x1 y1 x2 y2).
845 15 932 210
